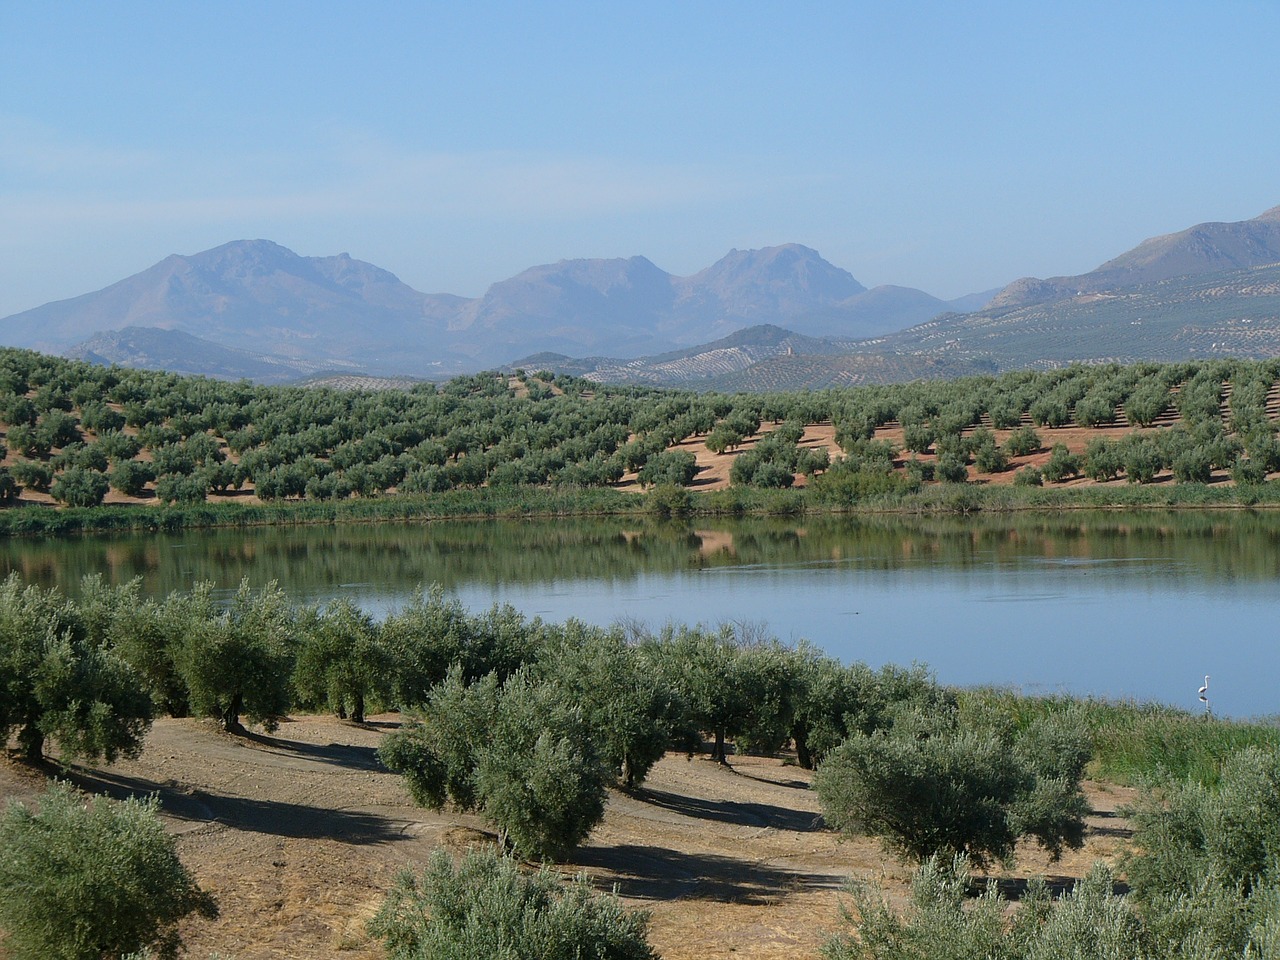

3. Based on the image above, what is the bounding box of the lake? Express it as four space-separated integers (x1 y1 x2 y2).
3 510 1278 718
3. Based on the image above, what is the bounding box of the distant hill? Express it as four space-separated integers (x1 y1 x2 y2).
64 326 344 384
0 240 986 381
990 206 1280 309
715 261 1280 389
511 324 861 386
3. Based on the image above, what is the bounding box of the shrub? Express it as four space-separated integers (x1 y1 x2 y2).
173 579 295 733
1041 443 1081 483
636 450 697 487
1013 465 1044 486
1121 746 1280 957
935 454 969 483
814 705 1089 868
10 460 53 493
1083 438 1123 482
645 483 692 518
1233 455 1269 485
369 847 656 960
973 441 1009 474
0 783 216 960
109 459 156 497
823 856 1144 960
1003 425 1042 457
379 669 610 861
49 467 110 507
810 463 917 504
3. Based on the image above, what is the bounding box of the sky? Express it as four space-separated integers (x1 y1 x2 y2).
2 1 1278 318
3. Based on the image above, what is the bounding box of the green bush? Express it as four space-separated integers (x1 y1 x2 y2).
1013 465 1044 486
823 856 1144 960
0 575 152 762
369 847 656 960
109 459 155 497
0 783 216 960
173 578 295 733
814 705 1089 868
1042 443 1081 483
1003 425 1042 457
935 454 969 483
379 669 610 861
49 467 109 507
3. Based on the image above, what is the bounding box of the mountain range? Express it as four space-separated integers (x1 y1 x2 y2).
4 205 1280 388
516 207 1280 389
0 241 987 383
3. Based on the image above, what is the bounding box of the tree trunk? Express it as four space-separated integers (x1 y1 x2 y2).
351 692 365 725
713 728 728 764
222 693 245 734
793 723 813 770
18 724 44 763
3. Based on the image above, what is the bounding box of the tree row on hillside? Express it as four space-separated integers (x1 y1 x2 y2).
0 349 1278 509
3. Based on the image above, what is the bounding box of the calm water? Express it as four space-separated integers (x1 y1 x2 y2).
3 511 1278 718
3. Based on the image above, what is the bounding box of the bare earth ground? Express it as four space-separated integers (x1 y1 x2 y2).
1 716 1135 960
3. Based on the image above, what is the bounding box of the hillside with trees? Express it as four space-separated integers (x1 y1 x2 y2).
0 348 1279 530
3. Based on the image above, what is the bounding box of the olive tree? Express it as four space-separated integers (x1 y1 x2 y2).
379 668 610 861
293 598 390 723
173 579 295 733
49 467 110 507
534 622 682 788
0 783 217 960
0 575 151 762
814 705 1090 868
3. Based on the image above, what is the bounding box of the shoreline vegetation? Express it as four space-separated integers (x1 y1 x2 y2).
3 479 1280 537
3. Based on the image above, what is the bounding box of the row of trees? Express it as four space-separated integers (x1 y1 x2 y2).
2 348 1280 509
0 570 1095 868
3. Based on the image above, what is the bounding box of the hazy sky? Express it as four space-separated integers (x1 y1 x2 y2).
2 2 1277 317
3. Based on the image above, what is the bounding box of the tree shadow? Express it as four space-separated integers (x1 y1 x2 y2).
570 843 842 903
977 875 1131 900
637 786 825 833
236 730 386 772
728 765 811 790
56 767 406 844
1087 809 1134 839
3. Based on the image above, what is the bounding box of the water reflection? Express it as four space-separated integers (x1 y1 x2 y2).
0 510 1277 717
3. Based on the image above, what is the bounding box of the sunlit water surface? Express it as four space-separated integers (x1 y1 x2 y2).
3 511 1276 717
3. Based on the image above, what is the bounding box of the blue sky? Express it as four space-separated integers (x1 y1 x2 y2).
2 1 1277 317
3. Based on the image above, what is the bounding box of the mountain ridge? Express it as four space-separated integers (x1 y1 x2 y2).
0 241 988 379
989 207 1280 310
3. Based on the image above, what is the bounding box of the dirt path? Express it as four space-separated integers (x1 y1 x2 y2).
0 717 1134 960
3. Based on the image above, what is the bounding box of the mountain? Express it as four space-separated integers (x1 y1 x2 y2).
1 239 468 376
0 241 972 380
990 207 1280 309
453 255 679 361
712 261 1280 390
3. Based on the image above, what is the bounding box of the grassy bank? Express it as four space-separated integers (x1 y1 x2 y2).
961 687 1280 786
4 478 1280 538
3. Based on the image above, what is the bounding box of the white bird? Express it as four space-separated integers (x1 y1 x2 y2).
1199 675 1210 703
